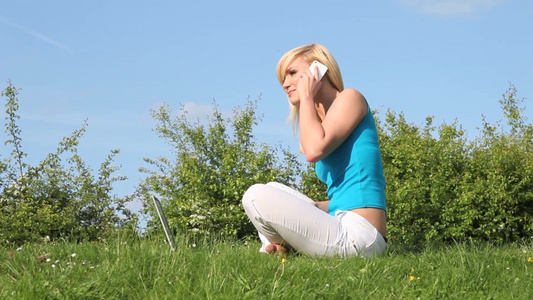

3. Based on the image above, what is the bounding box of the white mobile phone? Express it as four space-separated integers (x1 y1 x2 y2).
309 60 328 80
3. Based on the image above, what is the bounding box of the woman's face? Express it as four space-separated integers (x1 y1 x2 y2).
282 57 309 106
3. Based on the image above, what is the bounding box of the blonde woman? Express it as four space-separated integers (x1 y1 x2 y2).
242 43 387 257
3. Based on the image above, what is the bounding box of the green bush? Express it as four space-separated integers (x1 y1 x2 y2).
0 81 136 246
7 78 527 247
140 85 531 246
379 84 532 245
137 97 302 239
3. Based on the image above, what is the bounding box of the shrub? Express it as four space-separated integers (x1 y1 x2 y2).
138 84 531 246
137 97 302 239
379 84 532 245
0 80 136 246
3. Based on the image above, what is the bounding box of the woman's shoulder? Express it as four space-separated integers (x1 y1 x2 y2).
339 88 361 97
336 88 367 110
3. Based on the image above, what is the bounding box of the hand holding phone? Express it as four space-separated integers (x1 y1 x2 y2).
309 60 328 81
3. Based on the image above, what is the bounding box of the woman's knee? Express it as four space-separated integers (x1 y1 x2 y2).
242 183 268 208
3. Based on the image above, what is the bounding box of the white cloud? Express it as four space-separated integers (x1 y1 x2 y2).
22 112 88 126
399 0 507 18
180 102 215 120
0 16 72 52
179 101 236 123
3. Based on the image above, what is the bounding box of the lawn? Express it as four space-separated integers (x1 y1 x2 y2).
1 236 532 299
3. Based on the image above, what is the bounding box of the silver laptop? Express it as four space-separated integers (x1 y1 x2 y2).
152 195 177 251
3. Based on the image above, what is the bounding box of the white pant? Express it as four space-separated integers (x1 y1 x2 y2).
242 182 387 258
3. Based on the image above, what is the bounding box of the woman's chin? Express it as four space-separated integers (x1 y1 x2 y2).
288 97 300 107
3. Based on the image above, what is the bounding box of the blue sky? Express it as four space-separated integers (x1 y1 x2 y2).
1 0 532 215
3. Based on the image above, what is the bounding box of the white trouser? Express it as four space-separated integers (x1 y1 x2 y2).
242 182 387 258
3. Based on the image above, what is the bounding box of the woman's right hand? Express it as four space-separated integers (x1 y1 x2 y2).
314 200 330 213
296 66 322 103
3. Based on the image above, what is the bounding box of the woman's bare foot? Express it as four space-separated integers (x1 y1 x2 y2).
265 243 289 257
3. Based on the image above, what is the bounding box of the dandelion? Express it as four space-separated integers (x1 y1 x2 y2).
281 258 287 263
528 257 533 262
409 276 416 281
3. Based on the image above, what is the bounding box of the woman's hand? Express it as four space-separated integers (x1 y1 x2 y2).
314 200 330 213
296 66 322 102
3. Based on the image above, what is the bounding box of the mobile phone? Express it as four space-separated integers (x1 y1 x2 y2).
309 60 328 81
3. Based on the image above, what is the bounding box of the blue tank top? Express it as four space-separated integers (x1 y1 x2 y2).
315 104 386 216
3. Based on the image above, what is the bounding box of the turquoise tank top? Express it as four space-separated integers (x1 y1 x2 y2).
315 104 386 216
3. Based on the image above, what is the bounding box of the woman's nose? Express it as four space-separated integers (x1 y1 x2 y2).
282 76 291 89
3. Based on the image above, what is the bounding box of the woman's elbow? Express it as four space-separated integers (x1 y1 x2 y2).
305 151 322 163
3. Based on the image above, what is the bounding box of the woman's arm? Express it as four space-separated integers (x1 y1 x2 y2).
314 200 330 213
299 88 368 163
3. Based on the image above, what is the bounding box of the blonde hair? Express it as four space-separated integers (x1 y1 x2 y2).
276 43 344 128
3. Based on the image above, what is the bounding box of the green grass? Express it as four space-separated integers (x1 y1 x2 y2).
1 237 532 299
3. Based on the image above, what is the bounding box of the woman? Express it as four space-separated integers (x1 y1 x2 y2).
242 43 387 258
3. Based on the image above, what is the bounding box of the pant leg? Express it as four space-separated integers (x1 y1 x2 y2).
242 183 357 257
337 211 388 258
265 182 315 204
256 182 314 252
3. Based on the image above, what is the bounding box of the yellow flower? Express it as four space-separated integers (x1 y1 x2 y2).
281 258 287 263
409 275 416 281
528 257 533 262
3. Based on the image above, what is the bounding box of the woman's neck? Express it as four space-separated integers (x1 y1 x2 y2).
315 84 340 121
